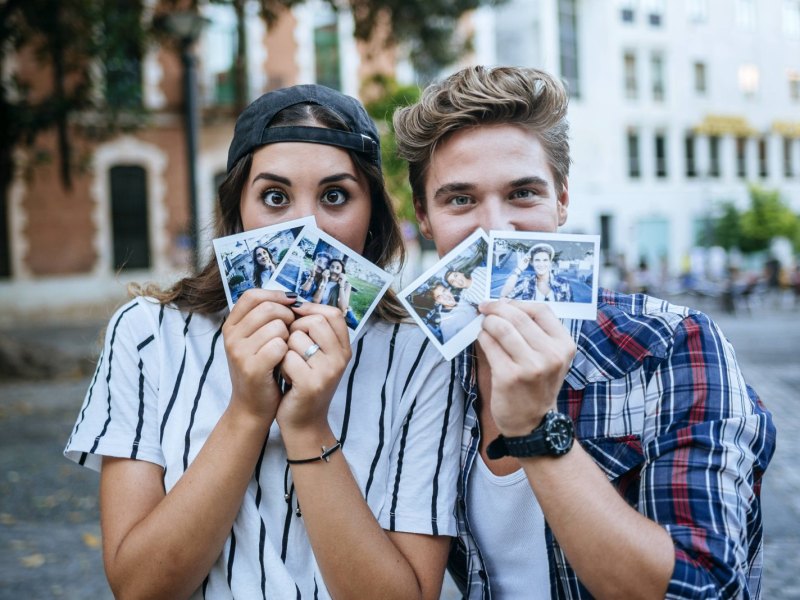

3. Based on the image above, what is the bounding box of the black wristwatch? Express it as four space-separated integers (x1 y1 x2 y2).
486 410 574 459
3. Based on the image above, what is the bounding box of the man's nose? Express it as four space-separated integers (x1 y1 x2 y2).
480 200 516 232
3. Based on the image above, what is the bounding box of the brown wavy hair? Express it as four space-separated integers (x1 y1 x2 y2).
138 103 407 321
392 65 571 204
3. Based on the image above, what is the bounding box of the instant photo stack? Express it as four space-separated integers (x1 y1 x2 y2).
214 222 600 358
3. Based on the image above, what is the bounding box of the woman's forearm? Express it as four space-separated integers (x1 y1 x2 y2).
101 403 273 600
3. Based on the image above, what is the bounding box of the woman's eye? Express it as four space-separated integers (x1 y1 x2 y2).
261 190 289 207
321 189 348 206
450 195 473 206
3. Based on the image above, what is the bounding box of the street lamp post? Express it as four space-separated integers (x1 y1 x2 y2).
155 11 209 270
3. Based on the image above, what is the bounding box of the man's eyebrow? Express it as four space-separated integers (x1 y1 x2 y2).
509 176 550 188
432 182 475 200
253 172 291 186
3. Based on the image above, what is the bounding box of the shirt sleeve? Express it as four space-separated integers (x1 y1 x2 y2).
377 347 463 537
64 299 164 472
639 312 776 598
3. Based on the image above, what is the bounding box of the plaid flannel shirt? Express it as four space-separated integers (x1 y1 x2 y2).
448 289 776 599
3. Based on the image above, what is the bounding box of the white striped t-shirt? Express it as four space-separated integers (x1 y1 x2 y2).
64 297 462 599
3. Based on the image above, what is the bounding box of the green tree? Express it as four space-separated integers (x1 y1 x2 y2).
711 201 742 251
364 75 420 223
739 185 800 253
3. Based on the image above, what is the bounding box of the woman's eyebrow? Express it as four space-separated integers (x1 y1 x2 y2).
253 172 291 186
319 173 359 185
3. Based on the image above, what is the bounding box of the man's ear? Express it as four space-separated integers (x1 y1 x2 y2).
557 179 570 227
414 198 433 239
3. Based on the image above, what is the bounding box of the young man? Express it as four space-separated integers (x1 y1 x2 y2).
394 66 775 599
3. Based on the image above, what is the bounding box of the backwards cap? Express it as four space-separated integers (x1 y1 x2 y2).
226 84 381 173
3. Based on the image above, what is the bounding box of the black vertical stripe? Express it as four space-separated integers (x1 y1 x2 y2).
389 397 417 531
364 324 399 500
159 313 193 444
202 574 209 597
401 339 429 398
158 304 165 327
253 434 270 599
340 335 365 446
68 348 104 444
313 578 319 599
131 334 154 460
430 360 456 535
90 303 138 453
182 324 223 470
295 584 301 599
227 529 236 588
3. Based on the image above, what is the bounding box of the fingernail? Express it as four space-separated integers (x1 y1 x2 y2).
285 292 298 299
291 301 303 308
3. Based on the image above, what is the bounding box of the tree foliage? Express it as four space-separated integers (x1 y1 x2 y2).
363 74 420 222
712 185 800 253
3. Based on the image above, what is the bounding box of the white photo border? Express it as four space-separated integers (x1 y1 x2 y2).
212 216 316 310
487 231 600 320
398 228 489 360
267 225 394 342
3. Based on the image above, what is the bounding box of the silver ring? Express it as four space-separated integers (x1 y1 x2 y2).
303 343 321 361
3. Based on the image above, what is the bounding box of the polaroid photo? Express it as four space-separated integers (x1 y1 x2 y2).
212 216 315 309
268 225 394 341
488 231 600 320
398 228 489 360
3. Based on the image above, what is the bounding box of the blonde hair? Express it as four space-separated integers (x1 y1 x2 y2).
393 66 571 204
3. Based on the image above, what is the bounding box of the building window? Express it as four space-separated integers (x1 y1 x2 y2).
314 11 341 90
735 0 756 29
784 0 800 37
559 0 581 98
784 137 796 177
738 64 759 97
624 51 638 99
688 0 709 23
736 137 748 178
646 0 665 26
758 138 768 178
103 0 143 110
685 134 697 178
790 71 800 101
627 130 641 178
204 4 238 107
620 0 636 23
110 165 150 270
693 61 707 94
651 52 665 102
655 132 668 178
709 135 721 177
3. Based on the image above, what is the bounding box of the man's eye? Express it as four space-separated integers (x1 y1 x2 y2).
450 196 472 206
322 189 348 205
261 190 289 206
511 189 535 200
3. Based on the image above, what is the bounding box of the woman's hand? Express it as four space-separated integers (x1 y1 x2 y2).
277 302 351 433
223 289 296 422
477 299 576 436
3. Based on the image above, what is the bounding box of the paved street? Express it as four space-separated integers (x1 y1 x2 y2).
1 297 798 599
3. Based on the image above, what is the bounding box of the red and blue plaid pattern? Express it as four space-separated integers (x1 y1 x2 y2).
450 289 776 599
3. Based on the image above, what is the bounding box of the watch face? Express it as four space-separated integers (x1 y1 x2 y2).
545 413 574 455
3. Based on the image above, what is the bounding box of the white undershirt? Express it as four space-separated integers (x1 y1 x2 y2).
467 454 550 598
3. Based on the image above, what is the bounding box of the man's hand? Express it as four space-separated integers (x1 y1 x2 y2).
477 299 576 436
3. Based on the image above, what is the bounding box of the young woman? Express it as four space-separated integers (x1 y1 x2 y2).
313 257 358 329
65 84 461 600
251 244 277 288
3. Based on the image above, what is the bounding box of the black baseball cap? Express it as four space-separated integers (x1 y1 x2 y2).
226 84 381 173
